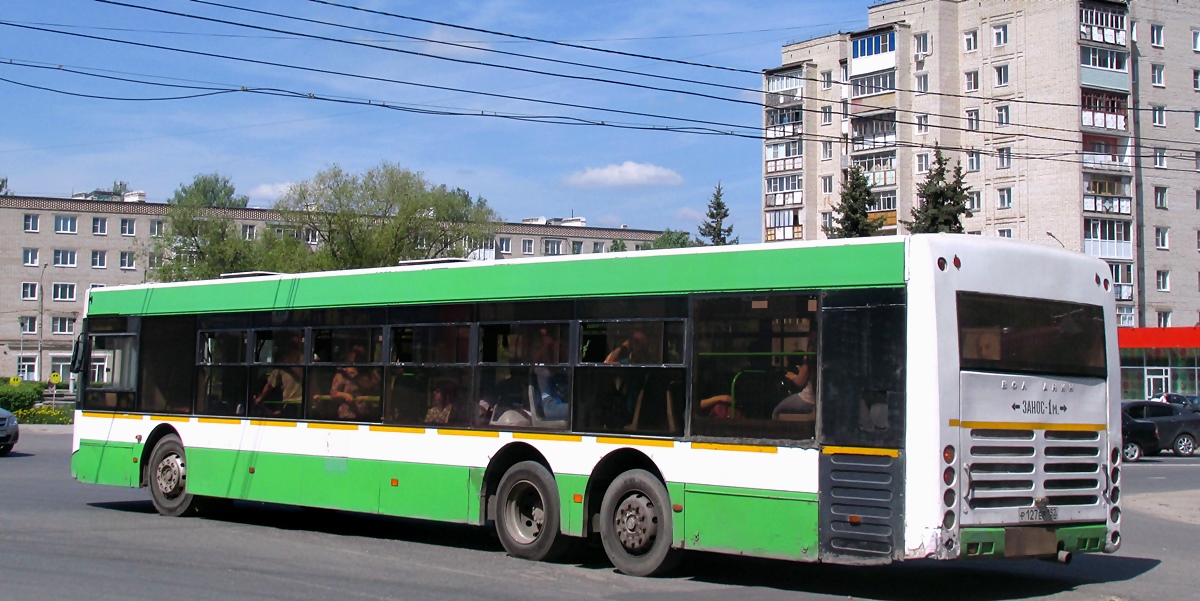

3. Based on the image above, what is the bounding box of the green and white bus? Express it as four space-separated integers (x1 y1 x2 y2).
71 234 1122 575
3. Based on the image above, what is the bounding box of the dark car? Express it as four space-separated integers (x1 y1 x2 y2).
1121 414 1160 461
1171 395 1200 414
1123 401 1200 456
0 407 18 455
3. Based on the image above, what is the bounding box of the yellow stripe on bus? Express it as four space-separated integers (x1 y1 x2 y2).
950 420 1106 432
113 413 144 420
196 417 242 425
437 429 500 438
369 425 426 434
249 420 295 428
513 432 584 443
306 422 360 431
149 415 190 423
596 436 674 448
81 412 112 419
691 442 778 454
821 446 900 457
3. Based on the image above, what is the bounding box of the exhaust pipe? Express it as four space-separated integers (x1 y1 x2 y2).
1056 550 1072 564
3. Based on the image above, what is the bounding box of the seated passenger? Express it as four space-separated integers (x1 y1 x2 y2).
425 381 457 425
772 360 815 419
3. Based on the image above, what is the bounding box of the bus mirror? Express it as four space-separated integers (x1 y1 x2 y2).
70 335 85 374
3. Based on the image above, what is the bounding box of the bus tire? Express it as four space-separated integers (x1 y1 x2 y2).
148 434 196 517
495 461 570 562
599 469 680 577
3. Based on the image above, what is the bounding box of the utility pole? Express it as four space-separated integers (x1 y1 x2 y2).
36 262 47 381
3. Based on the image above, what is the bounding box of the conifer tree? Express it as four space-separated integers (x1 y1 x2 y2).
904 147 973 233
698 182 739 245
823 165 884 238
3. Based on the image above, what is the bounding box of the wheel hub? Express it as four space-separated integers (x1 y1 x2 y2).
505 481 545 545
614 492 657 554
156 453 184 498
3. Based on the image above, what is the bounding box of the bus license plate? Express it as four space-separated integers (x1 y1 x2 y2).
1018 507 1057 522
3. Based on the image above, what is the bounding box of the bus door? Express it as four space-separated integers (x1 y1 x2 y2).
816 289 907 564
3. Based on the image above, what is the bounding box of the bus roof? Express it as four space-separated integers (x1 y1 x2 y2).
87 237 910 317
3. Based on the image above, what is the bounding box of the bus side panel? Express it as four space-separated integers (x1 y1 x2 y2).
556 473 588 537
186 446 249 499
681 483 818 560
303 457 380 514
378 462 472 523
72 440 139 487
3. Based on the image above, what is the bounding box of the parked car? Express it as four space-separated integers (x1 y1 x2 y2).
1172 395 1200 414
1148 392 1187 404
0 407 18 456
1123 401 1200 456
1121 414 1160 461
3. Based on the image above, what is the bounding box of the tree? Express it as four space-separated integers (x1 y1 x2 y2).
151 173 263 282
697 182 738 245
647 228 698 249
903 147 973 233
0 177 10 196
274 162 499 270
823 165 884 239
609 239 628 252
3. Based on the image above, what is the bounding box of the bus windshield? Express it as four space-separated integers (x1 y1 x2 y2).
957 292 1106 379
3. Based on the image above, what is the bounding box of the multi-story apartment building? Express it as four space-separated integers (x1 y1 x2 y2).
762 0 1199 328
0 195 659 383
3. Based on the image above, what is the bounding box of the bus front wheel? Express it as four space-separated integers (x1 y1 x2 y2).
495 461 570 562
148 434 196 517
599 469 680 577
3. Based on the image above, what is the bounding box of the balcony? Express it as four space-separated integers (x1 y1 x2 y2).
860 169 896 188
852 133 896 152
1079 24 1126 47
1083 194 1132 215
1082 153 1131 172
765 224 803 241
850 92 897 116
1080 66 1129 93
766 123 802 139
1081 109 1127 132
1114 283 1133 302
1084 239 1132 260
765 191 802 208
766 157 803 173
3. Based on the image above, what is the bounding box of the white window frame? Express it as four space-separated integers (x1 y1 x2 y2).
820 70 832 90
997 228 1013 238
821 175 834 194
21 282 38 301
967 191 981 211
1193 30 1200 51
119 251 136 270
1152 106 1166 127
1156 270 1170 292
821 141 833 161
120 218 136 236
997 147 1012 169
1155 148 1167 168
821 105 833 125
1155 186 1168 209
54 215 77 234
964 30 978 52
966 109 980 131
19 316 36 334
1150 24 1164 48
92 250 107 268
24 214 40 233
543 239 564 256
967 151 981 172
592 242 604 253
150 220 164 237
521 239 534 255
92 217 107 235
51 282 76 302
497 237 511 254
995 105 1011 127
965 71 979 92
51 316 74 335
916 153 931 174
915 114 929 134
994 64 1009 87
52 249 77 268
914 33 930 55
998 187 1013 209
993 24 1009 47
22 248 38 266
1155 227 1169 249
915 73 929 94
1152 64 1164 87
1158 312 1172 327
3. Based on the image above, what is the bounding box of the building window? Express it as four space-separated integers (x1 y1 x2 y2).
1155 227 1170 249
521 239 533 255
915 73 929 94
593 242 604 253
54 215 77 234
851 31 895 59
92 217 107 235
965 71 979 92
1155 186 1168 209
916 114 929 134
51 316 74 335
91 250 107 268
1151 64 1164 87
24 214 40 232
821 211 834 233
998 187 1013 209
19 316 36 334
119 218 134 236
1117 306 1135 327
544 240 563 255
994 64 1009 87
850 71 895 97
914 33 930 55
821 175 834 194
1194 30 1200 51
1152 106 1166 126
571 241 583 255
997 147 1012 169
993 24 1008 47
51 283 75 301
52 249 76 267
1196 152 1200 171
967 191 981 211
967 151 981 172
964 29 978 52
966 109 980 131
1157 270 1171 292
998 228 1013 238
150 220 164 237
821 141 833 160
148 253 162 269
242 224 255 240
995 105 1010 127
90 283 106 290
119 251 135 269
820 70 832 89
22 248 38 266
303 229 319 245
17 357 37 381
1155 148 1167 168
1158 311 1172 327
916 153 931 173
1151 24 1164 47
821 105 833 125
1080 47 1128 71
497 237 511 254
21 282 37 300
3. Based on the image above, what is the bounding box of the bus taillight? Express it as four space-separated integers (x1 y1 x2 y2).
943 445 955 463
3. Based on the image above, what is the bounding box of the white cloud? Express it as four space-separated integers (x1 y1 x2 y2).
564 162 683 189
248 182 292 203
674 207 705 223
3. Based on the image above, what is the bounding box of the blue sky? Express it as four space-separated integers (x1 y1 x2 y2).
1 0 872 240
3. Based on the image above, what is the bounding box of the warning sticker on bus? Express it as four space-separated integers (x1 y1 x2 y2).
1018 507 1058 522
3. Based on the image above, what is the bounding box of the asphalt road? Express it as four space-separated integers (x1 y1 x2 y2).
2 426 1198 601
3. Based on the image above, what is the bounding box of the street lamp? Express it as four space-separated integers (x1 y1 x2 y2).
1045 232 1066 248
35 261 47 381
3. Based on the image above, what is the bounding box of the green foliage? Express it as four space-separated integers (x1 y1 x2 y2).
610 239 628 252
14 405 74 425
275 162 500 269
0 176 10 195
697 182 738 245
903 147 974 234
647 228 699 250
0 381 47 412
152 173 258 282
823 165 885 239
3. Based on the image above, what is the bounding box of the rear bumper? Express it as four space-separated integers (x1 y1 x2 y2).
960 524 1109 558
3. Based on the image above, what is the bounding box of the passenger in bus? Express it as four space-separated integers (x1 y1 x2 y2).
772 359 816 419
604 328 651 365
252 334 304 416
425 380 457 424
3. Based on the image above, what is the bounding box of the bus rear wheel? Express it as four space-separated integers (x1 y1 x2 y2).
599 469 680 577
495 461 570 562
148 434 197 517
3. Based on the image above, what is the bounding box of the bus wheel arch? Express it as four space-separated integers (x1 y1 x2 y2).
140 424 181 488
481 442 552 523
146 432 197 516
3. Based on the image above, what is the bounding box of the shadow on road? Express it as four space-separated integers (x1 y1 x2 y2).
0 451 35 459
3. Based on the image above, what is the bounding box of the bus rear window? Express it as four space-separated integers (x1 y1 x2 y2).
957 292 1106 379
